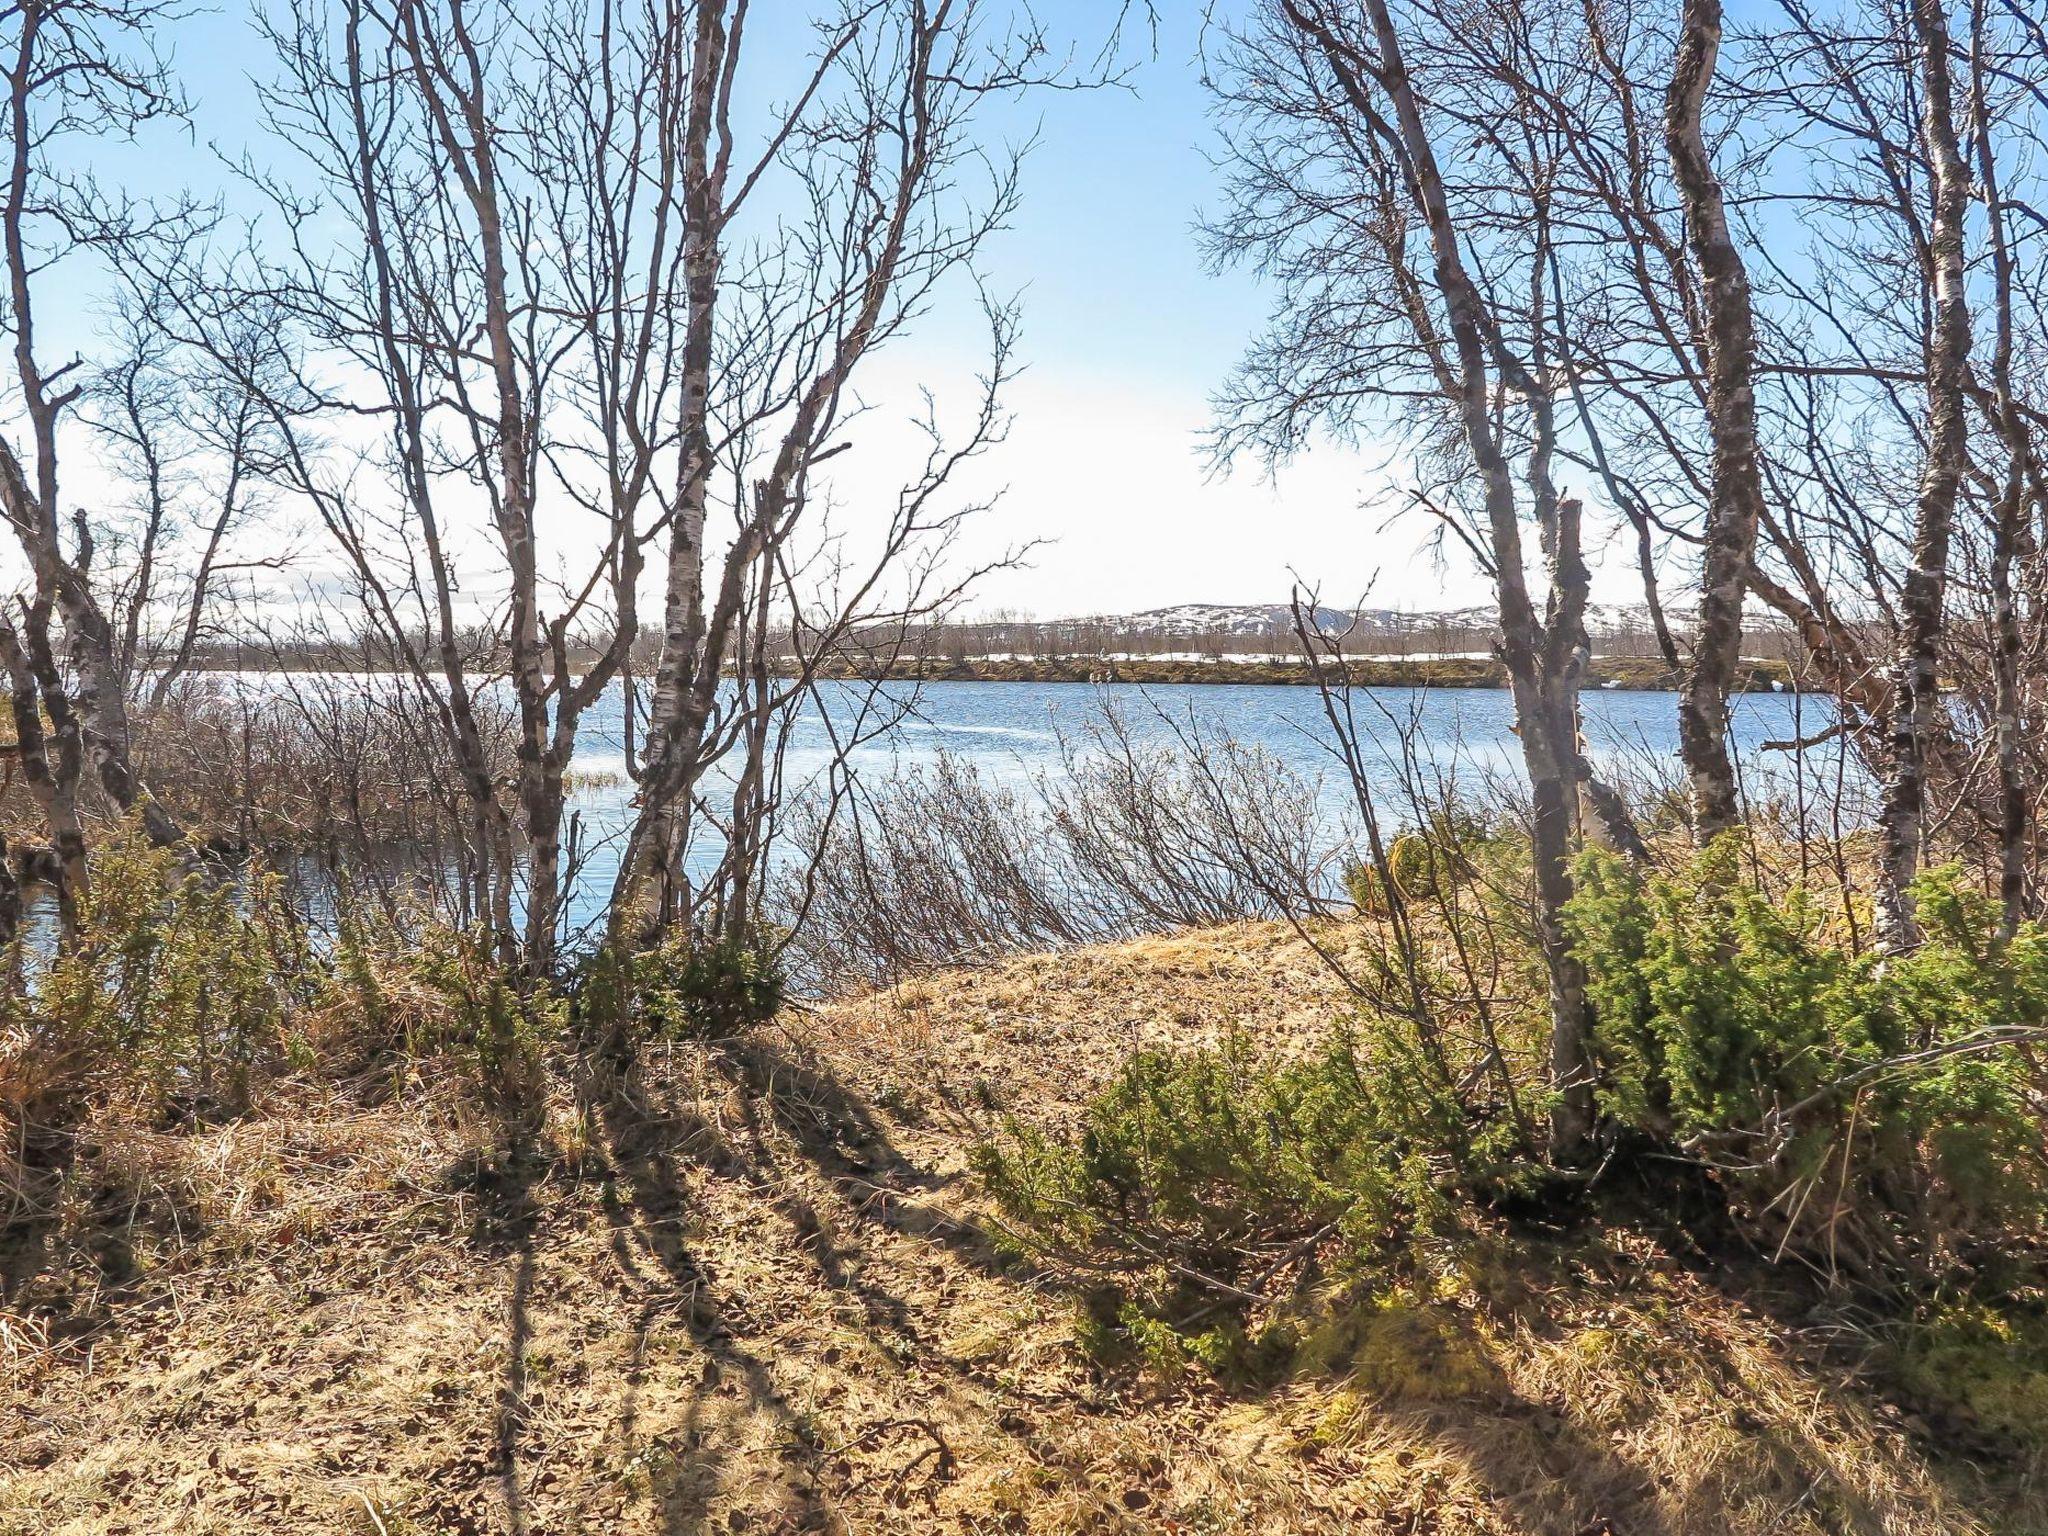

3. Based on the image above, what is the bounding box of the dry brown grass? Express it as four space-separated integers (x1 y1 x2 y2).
809 921 1365 1142
1 922 2041 1535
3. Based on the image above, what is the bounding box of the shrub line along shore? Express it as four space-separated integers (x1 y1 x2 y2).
802 655 1798 690
148 654 1797 695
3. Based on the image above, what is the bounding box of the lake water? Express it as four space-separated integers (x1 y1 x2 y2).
549 678 1856 941
23 676 1844 951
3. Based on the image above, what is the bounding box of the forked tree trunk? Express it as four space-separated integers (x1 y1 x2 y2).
1968 0 2030 933
1320 0 1598 1150
1521 497 1598 1146
0 457 181 862
2 7 180 869
621 2 945 953
53 560 180 850
391 0 622 977
614 0 730 946
1989 460 2028 933
1876 0 1973 950
0 609 86 933
1665 0 1766 845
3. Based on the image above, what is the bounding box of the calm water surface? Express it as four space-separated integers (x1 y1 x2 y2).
549 679 1856 937
43 678 1848 947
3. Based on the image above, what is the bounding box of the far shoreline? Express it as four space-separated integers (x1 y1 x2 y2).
163 654 1799 693
806 654 1798 692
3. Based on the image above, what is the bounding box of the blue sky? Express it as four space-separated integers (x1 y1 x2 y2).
64 1 1507 619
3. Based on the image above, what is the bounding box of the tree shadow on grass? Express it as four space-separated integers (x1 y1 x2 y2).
463 1158 543 1536
1378 1395 1676 1536
1592 1161 2045 1520
564 1020 1066 1534
707 1029 1020 1274
579 1050 845 1536
704 1031 1032 1349
1372 1236 1968 1536
686 1047 1976 1536
701 1025 1809 1534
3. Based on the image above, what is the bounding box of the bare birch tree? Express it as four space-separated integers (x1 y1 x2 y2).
1872 0 1974 947
90 302 283 707
1963 0 2038 931
157 0 1054 970
174 0 704 971
0 0 190 925
1210 0 1613 1150
1664 0 1761 843
611 0 1075 948
1731 0 2048 935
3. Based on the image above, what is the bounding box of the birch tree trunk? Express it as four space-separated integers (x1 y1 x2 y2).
1 1 181 871
1665 0 1765 845
1967 0 2030 932
1334 0 1598 1150
0 610 83 931
617 0 958 951
1875 0 1973 949
614 0 731 944
393 0 561 971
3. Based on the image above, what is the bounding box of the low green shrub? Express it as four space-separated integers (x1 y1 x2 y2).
6 824 571 1142
574 935 784 1045
974 1016 1537 1355
1567 842 2048 1277
21 830 317 1120
981 836 2048 1380
294 900 560 1126
1891 1300 2048 1449
642 938 784 1039
1345 807 1506 916
403 926 554 1122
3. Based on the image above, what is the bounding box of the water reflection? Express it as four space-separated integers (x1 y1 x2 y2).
24 678 1858 948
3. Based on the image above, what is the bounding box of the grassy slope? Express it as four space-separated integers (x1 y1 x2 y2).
2 924 2040 1535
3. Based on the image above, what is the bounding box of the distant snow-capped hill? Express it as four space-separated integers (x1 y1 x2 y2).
1077 603 1360 637
1063 602 1674 639
1076 603 1497 637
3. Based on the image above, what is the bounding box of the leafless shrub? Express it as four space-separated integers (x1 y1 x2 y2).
776 705 1350 995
